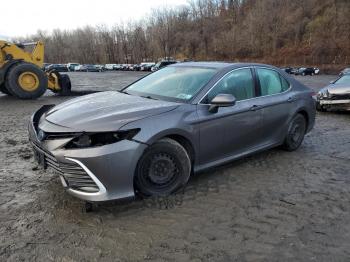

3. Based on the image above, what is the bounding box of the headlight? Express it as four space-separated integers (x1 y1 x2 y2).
65 129 140 149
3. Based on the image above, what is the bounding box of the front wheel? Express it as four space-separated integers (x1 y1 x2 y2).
134 138 191 197
282 114 306 151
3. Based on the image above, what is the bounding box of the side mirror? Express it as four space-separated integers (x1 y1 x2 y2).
209 94 236 113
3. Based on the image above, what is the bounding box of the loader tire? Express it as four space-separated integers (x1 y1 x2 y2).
49 71 71 95
0 83 12 95
5 62 47 99
58 74 71 95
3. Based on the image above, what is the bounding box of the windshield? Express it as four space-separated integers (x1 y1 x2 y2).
125 66 218 102
335 74 350 84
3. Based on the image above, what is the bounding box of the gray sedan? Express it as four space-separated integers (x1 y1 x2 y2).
28 62 316 202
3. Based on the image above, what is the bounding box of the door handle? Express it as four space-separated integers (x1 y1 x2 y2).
250 105 261 111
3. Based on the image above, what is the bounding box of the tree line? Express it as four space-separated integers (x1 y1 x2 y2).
20 0 350 70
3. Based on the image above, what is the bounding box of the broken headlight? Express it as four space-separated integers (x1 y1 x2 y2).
65 129 140 149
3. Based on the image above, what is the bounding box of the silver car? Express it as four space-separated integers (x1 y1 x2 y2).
316 73 350 111
28 62 316 202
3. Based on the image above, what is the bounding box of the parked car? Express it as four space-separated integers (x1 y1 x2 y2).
29 62 315 203
290 68 299 75
105 64 117 70
67 63 80 72
281 67 293 74
151 60 177 72
141 62 155 71
295 67 319 76
133 64 142 71
316 73 350 111
339 68 350 76
113 64 123 70
95 65 106 72
78 64 100 72
46 64 68 72
42 63 51 71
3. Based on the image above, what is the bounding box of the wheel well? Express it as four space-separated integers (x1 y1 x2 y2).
297 110 309 132
164 134 195 164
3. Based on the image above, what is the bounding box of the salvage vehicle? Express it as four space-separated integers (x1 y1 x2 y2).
67 63 80 72
281 67 293 74
316 73 350 111
29 62 315 203
78 64 100 72
295 67 319 76
46 64 68 72
105 64 117 70
151 60 177 72
141 62 155 71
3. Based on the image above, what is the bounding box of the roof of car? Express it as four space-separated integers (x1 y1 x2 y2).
172 61 277 70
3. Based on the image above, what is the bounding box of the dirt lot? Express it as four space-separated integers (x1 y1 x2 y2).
0 72 349 262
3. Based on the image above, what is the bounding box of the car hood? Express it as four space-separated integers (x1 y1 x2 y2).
319 84 350 95
40 91 179 132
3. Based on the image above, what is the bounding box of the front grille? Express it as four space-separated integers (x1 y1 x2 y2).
31 141 99 193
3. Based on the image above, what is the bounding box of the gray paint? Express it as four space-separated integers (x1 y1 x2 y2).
28 62 316 202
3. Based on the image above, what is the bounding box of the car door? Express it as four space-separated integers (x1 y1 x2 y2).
254 67 295 145
196 68 264 166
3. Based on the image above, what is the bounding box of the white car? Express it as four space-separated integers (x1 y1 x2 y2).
105 64 117 70
67 63 80 72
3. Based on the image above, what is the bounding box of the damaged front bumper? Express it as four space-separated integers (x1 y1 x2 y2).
28 105 147 202
318 99 350 111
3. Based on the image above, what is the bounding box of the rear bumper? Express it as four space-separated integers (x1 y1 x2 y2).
28 106 147 202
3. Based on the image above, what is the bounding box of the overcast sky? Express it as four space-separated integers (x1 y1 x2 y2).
0 0 188 37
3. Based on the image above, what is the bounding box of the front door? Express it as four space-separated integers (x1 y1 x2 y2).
196 68 264 167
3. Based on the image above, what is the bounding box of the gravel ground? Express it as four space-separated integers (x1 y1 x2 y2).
0 72 349 262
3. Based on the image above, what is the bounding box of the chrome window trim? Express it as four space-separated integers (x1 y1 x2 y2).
198 67 253 105
198 66 292 105
255 66 292 96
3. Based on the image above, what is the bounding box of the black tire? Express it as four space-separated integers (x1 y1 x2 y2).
282 114 307 151
58 74 71 95
0 83 12 95
135 138 191 197
49 71 71 95
5 62 47 99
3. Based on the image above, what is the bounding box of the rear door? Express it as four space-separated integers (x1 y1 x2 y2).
254 67 295 145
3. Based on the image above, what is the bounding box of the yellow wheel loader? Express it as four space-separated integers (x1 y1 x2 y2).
0 40 71 99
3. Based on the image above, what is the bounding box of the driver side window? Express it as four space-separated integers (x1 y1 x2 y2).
206 68 255 103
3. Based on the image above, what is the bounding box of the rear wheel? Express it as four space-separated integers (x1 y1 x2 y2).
135 138 191 197
5 62 47 99
282 114 306 151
